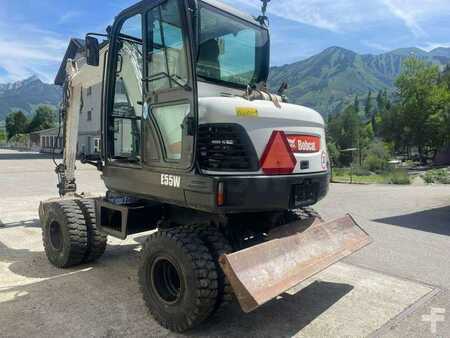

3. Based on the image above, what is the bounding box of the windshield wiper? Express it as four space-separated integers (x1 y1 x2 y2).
143 72 191 91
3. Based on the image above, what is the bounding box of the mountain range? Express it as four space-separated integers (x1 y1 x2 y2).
0 46 449 121
269 47 450 116
0 76 61 121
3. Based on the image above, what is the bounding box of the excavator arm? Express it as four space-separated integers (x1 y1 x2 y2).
56 60 82 197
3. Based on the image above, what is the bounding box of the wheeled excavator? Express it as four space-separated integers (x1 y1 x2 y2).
39 0 371 332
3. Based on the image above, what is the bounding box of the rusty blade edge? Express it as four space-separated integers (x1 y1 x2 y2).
219 215 372 313
219 254 260 313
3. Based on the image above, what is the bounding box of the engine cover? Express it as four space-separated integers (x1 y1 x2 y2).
198 96 328 175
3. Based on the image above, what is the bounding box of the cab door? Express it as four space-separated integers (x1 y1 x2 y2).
104 11 145 167
142 0 197 171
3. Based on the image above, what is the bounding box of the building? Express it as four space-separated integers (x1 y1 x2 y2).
78 82 101 156
55 38 103 157
29 127 63 153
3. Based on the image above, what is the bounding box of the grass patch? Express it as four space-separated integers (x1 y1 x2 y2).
332 168 411 185
423 169 450 184
384 168 411 185
332 172 385 184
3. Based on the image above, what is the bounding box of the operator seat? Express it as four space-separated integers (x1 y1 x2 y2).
198 39 221 79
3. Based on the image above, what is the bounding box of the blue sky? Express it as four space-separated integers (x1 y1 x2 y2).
0 0 449 83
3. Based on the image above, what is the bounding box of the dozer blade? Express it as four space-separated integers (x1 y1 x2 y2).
219 214 371 313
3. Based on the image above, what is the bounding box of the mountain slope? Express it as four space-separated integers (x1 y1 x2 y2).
0 46 449 121
269 47 450 116
0 76 61 120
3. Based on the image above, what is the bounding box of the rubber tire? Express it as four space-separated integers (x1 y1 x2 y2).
76 199 107 263
138 228 218 332
190 224 234 314
41 200 88 268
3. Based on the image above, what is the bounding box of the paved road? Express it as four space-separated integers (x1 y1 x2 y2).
0 149 105 225
317 183 450 337
1 149 450 337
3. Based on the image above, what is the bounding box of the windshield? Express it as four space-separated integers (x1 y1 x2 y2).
197 4 270 88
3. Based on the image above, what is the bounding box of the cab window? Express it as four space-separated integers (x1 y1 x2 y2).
110 14 143 162
145 0 191 162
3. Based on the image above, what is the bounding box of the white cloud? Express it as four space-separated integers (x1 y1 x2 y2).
230 0 450 37
381 0 425 37
420 42 450 52
381 0 450 36
232 0 383 32
0 23 67 83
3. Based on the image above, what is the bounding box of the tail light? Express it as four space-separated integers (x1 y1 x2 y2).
260 131 297 175
217 182 225 206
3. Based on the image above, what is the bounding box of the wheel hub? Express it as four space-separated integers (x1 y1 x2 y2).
49 221 63 252
151 256 183 305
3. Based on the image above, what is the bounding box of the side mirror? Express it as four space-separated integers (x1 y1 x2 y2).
86 36 100 66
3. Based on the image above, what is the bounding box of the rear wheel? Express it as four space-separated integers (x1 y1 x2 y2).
138 228 218 332
76 199 107 263
191 224 234 314
41 200 88 268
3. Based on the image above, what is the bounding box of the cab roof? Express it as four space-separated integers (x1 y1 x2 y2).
118 0 262 27
200 0 261 26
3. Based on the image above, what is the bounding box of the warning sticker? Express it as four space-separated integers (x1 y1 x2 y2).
236 107 258 117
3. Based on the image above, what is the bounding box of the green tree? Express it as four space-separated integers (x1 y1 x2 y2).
327 141 340 167
376 90 383 112
442 64 450 89
28 105 56 133
354 95 360 113
327 96 376 167
383 90 391 110
363 141 391 172
429 75 450 153
395 57 443 160
0 128 6 143
358 121 374 166
372 89 390 137
365 90 373 118
338 104 361 166
379 104 408 154
5 111 28 140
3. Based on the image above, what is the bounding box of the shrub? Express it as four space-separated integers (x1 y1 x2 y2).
328 142 340 167
8 133 28 145
363 154 385 172
363 141 391 172
423 169 450 184
385 168 410 185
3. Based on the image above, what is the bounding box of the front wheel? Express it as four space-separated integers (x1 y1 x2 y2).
41 200 88 268
138 228 218 332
